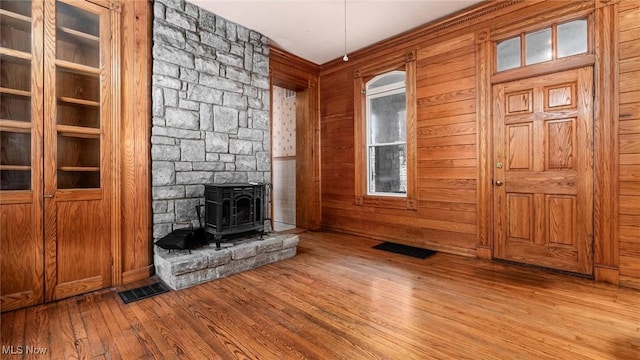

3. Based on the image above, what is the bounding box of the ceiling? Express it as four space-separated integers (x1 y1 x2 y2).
188 0 484 65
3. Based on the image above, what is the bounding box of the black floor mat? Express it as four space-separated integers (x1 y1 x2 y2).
118 282 170 304
373 242 436 259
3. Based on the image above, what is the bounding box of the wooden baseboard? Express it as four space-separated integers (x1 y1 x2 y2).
475 245 492 260
594 265 619 285
619 275 640 290
122 265 154 284
1 290 36 313
320 225 476 257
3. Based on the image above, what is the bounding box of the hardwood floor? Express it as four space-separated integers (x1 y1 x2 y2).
2 231 640 359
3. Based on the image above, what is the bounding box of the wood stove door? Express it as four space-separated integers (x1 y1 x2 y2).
234 193 254 228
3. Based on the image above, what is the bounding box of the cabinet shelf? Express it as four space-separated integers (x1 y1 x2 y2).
58 96 100 108
58 166 100 172
56 59 100 75
57 26 99 43
0 120 32 132
56 124 101 138
0 87 31 98
0 165 30 171
0 47 32 61
0 9 31 30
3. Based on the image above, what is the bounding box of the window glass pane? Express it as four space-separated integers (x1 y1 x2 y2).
368 72 405 90
557 19 588 58
496 37 521 72
369 144 406 194
525 28 552 65
369 92 406 144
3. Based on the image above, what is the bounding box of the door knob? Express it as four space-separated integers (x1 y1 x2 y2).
495 180 503 186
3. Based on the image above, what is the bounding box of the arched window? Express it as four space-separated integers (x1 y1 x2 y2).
365 71 407 195
353 51 416 210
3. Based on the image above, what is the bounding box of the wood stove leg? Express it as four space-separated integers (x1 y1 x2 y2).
215 235 222 250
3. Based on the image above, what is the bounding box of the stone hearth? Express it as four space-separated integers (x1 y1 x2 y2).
154 233 298 290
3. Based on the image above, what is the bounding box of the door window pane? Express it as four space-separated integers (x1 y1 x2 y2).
497 37 521 72
525 28 552 65
557 19 588 58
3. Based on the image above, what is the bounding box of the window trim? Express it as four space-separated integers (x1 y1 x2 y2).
365 71 407 197
353 51 417 210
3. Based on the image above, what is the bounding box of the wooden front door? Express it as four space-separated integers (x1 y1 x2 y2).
493 67 594 275
43 0 112 301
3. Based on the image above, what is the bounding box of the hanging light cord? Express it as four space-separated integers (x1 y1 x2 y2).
343 0 349 62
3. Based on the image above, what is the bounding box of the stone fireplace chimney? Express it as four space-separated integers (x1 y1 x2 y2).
151 0 270 240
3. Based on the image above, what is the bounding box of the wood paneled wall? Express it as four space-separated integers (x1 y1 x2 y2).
317 0 640 287
618 0 640 289
319 1 546 256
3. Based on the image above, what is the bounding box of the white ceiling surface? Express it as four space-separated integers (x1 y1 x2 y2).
188 1 484 65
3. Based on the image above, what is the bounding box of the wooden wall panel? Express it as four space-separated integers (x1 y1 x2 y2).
120 0 153 284
618 0 640 289
314 0 640 288
320 32 478 254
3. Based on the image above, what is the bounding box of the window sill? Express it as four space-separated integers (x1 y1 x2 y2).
355 195 417 210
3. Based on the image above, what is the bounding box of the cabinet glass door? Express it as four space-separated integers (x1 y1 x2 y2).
44 0 112 301
0 0 45 313
54 1 101 189
0 0 34 190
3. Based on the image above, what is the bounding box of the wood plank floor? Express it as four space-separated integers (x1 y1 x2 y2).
2 230 640 359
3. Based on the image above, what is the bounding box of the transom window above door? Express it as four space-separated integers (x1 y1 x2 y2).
496 18 589 72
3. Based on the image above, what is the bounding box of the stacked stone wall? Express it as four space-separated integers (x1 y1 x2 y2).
151 0 270 239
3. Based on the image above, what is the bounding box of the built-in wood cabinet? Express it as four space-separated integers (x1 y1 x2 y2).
0 0 122 312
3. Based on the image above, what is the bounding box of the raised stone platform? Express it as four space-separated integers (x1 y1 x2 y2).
154 233 299 290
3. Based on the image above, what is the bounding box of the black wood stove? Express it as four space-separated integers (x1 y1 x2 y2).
204 183 266 249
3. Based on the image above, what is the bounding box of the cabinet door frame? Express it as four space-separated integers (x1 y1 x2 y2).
42 0 121 301
0 0 46 312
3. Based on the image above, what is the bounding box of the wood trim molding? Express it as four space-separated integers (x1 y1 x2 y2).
110 1 123 286
593 0 620 284
85 0 121 11
596 0 621 9
273 156 297 161
476 28 493 259
122 265 154 284
489 4 594 41
321 0 529 75
270 46 320 74
353 51 417 211
269 47 321 230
